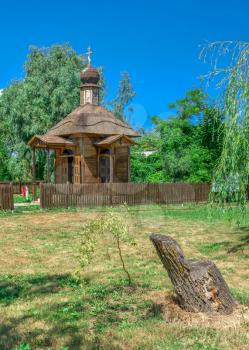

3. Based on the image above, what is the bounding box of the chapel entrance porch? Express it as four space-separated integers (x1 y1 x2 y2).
28 134 134 185
28 135 117 185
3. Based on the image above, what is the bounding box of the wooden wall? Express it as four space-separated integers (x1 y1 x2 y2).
83 136 98 183
54 149 62 183
114 146 129 182
53 136 131 184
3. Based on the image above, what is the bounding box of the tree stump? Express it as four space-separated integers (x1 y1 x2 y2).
150 234 236 314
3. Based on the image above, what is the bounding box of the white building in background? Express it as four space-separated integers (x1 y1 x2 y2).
142 151 156 157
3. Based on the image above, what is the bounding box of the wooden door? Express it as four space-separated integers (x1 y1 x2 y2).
74 156 81 184
100 156 110 183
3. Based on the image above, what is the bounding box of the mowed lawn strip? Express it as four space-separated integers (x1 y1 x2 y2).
0 205 249 350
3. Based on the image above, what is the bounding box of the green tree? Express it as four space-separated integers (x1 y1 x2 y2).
200 41 249 205
0 134 9 180
198 106 223 166
158 103 223 182
131 131 165 183
131 89 223 183
0 45 86 180
156 117 212 182
112 72 136 121
168 88 206 121
0 111 9 180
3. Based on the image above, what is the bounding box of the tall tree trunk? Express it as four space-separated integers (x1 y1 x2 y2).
150 234 236 314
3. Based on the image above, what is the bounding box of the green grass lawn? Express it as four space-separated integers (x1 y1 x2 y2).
0 204 249 350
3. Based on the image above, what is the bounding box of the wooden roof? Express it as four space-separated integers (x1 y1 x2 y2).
46 103 139 137
95 134 137 147
28 135 76 148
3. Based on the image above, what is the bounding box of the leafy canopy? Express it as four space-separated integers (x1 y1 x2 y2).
131 88 223 183
0 45 86 180
112 72 136 121
200 41 249 206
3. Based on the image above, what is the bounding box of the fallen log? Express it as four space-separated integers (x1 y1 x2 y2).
150 234 236 314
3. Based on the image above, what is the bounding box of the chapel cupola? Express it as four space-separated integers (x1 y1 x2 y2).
80 47 100 106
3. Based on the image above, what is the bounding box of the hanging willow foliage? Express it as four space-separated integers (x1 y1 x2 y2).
200 41 249 207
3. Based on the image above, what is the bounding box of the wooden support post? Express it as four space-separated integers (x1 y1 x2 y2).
40 183 43 209
32 183 37 202
47 149 51 183
110 148 114 183
32 148 37 201
79 138 85 184
97 148 100 183
128 147 131 182
32 148 36 181
54 150 57 183
113 148 116 183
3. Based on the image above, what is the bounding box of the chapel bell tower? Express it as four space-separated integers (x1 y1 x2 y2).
80 47 100 106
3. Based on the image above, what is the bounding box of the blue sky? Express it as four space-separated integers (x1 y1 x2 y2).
1 0 249 128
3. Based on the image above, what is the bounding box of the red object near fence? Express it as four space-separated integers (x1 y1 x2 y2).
22 186 27 197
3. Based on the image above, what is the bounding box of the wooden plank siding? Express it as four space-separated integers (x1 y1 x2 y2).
0 184 14 210
114 146 129 182
40 182 211 209
83 136 99 183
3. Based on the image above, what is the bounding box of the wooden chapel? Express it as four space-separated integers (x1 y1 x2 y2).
28 49 139 184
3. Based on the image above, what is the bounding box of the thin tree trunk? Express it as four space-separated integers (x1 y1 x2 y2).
150 234 236 314
116 237 132 285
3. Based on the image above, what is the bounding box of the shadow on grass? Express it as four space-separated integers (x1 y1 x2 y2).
0 274 79 304
0 274 99 349
0 274 144 349
228 226 249 253
0 310 113 350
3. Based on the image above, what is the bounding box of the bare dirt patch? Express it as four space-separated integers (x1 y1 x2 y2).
147 291 249 330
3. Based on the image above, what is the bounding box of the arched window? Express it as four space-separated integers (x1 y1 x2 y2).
100 148 110 155
63 149 74 156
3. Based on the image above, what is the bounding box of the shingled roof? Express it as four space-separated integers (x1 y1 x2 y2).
46 103 139 137
28 135 76 148
94 134 137 147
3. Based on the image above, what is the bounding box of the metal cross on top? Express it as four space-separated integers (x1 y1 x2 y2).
87 46 92 65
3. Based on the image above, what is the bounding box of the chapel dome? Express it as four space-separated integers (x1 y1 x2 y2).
80 66 100 85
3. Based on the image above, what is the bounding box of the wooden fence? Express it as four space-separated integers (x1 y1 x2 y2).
40 182 211 209
0 181 42 200
0 184 14 210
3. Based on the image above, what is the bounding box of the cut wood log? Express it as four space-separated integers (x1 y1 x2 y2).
150 234 236 314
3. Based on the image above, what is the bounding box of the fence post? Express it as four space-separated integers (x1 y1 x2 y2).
40 183 43 209
10 183 14 210
193 183 197 204
110 182 113 206
32 183 37 202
